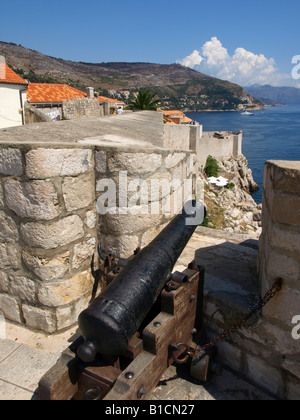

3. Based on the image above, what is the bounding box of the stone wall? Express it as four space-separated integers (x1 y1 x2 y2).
24 103 52 124
197 131 243 167
62 98 103 120
257 160 300 398
96 149 198 257
0 146 97 334
0 141 197 334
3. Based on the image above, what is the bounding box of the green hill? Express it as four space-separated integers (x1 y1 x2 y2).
0 41 263 111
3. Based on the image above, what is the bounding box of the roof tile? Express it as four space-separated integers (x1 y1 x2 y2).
27 83 86 103
0 64 28 85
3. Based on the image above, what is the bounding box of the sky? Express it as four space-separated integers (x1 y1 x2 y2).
1 0 300 87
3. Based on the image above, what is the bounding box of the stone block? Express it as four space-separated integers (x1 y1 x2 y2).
0 184 4 209
0 148 23 176
0 294 21 323
85 210 97 229
0 243 19 270
108 152 162 175
270 225 300 255
56 294 90 331
266 250 299 288
4 179 60 221
268 160 300 195
62 174 94 211
164 153 186 169
104 212 163 235
245 353 284 397
0 212 19 243
9 274 36 304
21 216 84 250
216 341 242 373
100 233 139 258
22 304 56 334
263 285 300 329
0 272 9 293
22 250 70 282
37 271 93 307
95 150 107 173
72 238 96 270
286 377 300 400
25 148 92 179
271 193 300 226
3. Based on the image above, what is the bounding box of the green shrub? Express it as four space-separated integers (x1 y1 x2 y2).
204 156 220 178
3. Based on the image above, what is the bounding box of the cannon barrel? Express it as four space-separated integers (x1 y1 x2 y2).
77 201 205 363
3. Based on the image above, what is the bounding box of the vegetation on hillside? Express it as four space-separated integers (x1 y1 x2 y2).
127 90 161 111
0 41 263 111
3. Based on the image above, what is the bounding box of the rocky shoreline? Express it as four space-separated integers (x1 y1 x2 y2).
201 155 262 238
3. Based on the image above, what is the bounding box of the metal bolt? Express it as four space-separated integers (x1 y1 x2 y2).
137 387 146 399
190 295 196 303
154 322 161 327
125 372 134 379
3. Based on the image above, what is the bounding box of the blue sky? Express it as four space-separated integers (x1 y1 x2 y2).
1 0 299 86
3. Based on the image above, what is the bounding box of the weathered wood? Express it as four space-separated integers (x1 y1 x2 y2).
74 365 122 400
104 270 202 400
38 353 79 401
38 268 204 401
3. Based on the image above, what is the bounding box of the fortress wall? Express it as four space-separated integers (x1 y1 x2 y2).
0 141 197 334
257 160 300 398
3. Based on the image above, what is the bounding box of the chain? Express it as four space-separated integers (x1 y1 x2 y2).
172 278 283 363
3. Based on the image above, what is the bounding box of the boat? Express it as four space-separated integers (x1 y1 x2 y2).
241 111 254 116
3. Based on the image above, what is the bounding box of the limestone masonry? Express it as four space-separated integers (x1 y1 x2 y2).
0 111 299 399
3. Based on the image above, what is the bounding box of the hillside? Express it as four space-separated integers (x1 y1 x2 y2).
0 41 263 111
246 84 300 105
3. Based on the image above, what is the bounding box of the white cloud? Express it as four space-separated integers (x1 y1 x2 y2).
202 37 230 67
177 37 278 86
180 49 204 68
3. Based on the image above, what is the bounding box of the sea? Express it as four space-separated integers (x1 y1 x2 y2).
186 105 300 204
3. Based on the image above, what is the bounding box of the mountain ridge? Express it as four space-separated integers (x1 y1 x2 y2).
0 41 262 111
246 84 300 105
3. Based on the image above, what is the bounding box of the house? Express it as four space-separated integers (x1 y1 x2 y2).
26 84 125 120
0 64 28 129
27 83 87 120
162 110 194 125
97 96 125 114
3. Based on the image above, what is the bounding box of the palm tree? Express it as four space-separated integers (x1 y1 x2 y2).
127 89 161 111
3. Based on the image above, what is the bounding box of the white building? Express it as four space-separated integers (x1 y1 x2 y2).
0 64 28 129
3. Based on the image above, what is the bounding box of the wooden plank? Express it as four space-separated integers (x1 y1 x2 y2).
105 271 201 400
74 365 122 401
38 353 79 401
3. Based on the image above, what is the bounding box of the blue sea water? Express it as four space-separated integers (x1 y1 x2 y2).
186 106 300 204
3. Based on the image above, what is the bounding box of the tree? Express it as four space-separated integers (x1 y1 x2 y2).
204 156 220 178
127 89 161 111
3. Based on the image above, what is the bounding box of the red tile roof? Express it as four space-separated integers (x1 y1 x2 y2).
98 96 124 104
0 64 28 85
27 83 86 103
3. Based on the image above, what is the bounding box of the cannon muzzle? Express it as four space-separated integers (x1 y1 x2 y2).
77 200 205 363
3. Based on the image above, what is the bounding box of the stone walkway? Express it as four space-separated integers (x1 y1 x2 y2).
0 227 273 401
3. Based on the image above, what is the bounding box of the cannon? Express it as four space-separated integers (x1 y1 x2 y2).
77 200 206 363
39 200 210 400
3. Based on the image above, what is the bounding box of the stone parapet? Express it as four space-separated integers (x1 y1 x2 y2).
0 141 197 334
